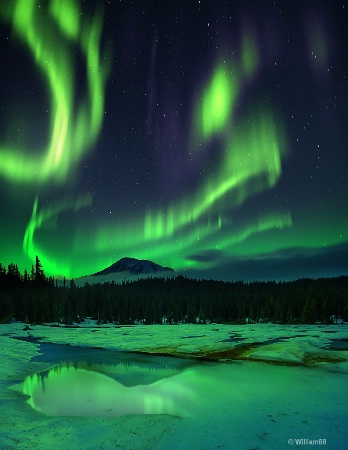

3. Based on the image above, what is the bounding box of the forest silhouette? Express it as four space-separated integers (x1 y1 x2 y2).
1 257 347 325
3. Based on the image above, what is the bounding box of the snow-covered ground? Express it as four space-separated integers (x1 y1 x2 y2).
1 322 347 449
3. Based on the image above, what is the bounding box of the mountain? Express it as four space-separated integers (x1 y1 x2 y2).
92 257 175 276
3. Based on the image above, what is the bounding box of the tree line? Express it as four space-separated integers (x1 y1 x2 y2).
0 257 347 325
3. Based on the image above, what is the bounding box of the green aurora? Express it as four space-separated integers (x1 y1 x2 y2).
0 0 347 280
0 0 109 184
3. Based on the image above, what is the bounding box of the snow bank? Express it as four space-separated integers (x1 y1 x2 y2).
1 322 348 449
0 325 179 450
4 322 348 368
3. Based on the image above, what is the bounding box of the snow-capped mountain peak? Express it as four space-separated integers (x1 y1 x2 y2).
92 257 174 276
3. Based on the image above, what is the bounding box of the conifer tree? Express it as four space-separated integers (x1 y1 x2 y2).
35 256 45 285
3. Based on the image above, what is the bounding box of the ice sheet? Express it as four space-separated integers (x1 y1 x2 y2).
1 322 347 449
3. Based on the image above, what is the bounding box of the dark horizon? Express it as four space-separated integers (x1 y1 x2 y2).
1 257 347 327
3 248 346 285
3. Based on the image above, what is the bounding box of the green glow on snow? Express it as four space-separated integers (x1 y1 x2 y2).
0 0 109 184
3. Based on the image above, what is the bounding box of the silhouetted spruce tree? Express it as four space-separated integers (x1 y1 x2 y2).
23 269 29 285
35 256 45 285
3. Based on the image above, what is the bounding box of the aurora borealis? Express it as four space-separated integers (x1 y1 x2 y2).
0 0 347 281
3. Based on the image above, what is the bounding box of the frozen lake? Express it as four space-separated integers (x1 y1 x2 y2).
2 322 348 449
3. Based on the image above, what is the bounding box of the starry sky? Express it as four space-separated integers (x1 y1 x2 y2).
0 0 347 282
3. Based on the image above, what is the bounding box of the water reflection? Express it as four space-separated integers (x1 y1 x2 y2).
20 359 198 417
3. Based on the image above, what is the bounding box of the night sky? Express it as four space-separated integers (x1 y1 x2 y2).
0 0 347 281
